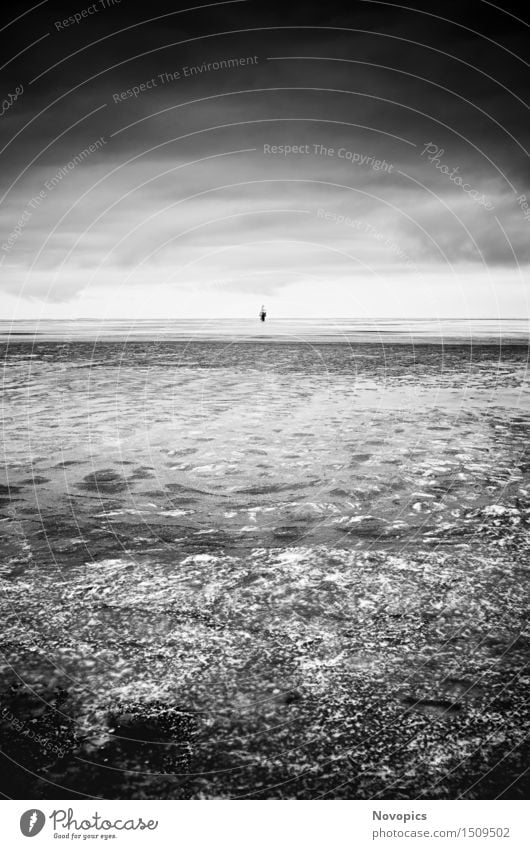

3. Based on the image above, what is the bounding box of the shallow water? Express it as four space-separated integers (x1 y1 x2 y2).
1 340 529 798
1 341 530 565
1 316 529 344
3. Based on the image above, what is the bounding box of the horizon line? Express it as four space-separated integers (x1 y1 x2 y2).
1 317 529 322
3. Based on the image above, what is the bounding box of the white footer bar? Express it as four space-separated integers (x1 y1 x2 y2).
3 799 528 849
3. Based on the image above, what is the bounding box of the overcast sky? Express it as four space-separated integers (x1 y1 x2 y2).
0 0 528 319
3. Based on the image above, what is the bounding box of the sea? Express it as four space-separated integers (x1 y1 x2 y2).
0 318 529 799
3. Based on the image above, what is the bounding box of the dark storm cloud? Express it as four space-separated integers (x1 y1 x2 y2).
0 0 528 314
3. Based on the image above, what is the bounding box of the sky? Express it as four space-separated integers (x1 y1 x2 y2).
0 0 528 319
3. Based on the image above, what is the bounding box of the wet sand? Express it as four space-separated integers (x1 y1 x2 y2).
0 340 529 798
